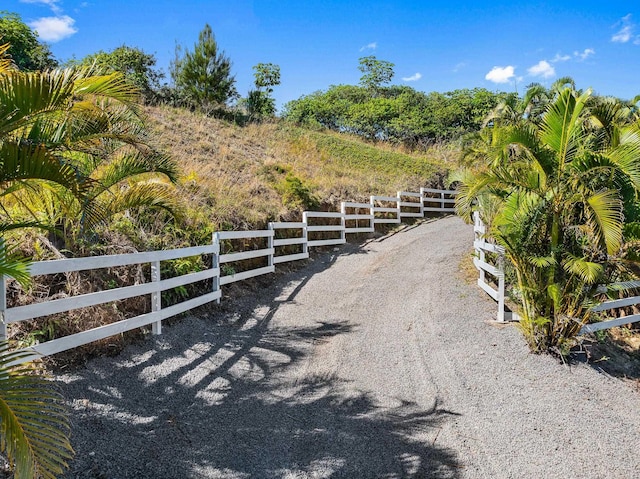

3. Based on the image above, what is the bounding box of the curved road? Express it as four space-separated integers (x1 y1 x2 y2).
61 216 640 478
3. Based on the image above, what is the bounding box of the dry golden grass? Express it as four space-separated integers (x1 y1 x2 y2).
145 105 453 229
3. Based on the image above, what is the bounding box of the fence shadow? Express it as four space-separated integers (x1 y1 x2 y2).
59 253 463 478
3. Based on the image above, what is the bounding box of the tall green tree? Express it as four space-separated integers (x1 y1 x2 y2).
170 23 236 111
455 87 640 353
358 55 394 91
244 62 280 121
78 45 163 102
0 12 57 71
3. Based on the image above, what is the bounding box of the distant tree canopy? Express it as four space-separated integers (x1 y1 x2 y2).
283 84 515 148
0 11 57 71
170 23 237 112
78 45 163 101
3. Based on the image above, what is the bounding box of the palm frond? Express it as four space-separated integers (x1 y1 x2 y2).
0 342 73 478
562 253 604 284
528 255 557 268
0 141 87 196
95 151 180 190
540 87 591 166
0 240 31 287
586 189 623 254
98 181 184 220
72 70 140 109
0 43 14 73
609 127 640 190
0 71 74 137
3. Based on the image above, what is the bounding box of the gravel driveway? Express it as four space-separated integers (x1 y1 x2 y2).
59 216 640 478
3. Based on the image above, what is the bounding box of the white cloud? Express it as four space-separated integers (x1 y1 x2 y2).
20 0 61 14
612 14 634 43
574 48 595 61
551 53 571 63
527 60 555 78
402 72 422 82
29 15 78 42
453 62 466 73
485 66 515 84
359 42 377 52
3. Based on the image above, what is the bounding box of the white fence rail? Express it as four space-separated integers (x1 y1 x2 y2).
370 195 401 224
1 188 457 364
580 282 640 334
473 212 640 332
216 230 275 286
269 222 309 264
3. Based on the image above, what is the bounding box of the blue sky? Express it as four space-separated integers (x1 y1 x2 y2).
4 1 640 110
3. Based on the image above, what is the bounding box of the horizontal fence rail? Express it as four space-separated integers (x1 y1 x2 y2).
2 242 221 365
2 188 457 364
269 222 309 265
580 283 640 334
216 230 275 286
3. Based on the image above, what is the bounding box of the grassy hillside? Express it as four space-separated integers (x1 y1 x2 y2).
146 105 456 232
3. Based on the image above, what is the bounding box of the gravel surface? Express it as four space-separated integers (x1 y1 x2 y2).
59 216 640 478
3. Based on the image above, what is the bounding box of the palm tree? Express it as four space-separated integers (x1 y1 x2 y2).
456 86 640 353
1 57 181 244
0 44 181 477
0 42 80 477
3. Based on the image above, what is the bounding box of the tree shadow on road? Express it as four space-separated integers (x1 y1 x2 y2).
59 244 463 479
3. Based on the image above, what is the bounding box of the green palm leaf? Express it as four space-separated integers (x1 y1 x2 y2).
96 151 179 190
0 240 30 287
586 189 623 254
99 181 185 219
0 342 73 478
0 141 85 194
540 88 590 167
562 253 604 284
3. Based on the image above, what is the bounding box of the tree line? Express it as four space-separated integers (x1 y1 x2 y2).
282 55 517 149
0 11 280 122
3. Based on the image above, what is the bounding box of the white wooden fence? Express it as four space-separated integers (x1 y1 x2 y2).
1 188 456 364
473 212 640 332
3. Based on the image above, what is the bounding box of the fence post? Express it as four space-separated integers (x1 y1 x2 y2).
302 217 309 257
302 211 309 251
497 254 506 322
151 260 162 335
474 212 486 285
397 191 402 222
419 187 425 217
340 202 348 238
0 275 6 342
267 223 274 268
213 232 221 304
440 191 445 212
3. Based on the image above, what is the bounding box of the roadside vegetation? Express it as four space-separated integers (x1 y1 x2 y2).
455 79 640 355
